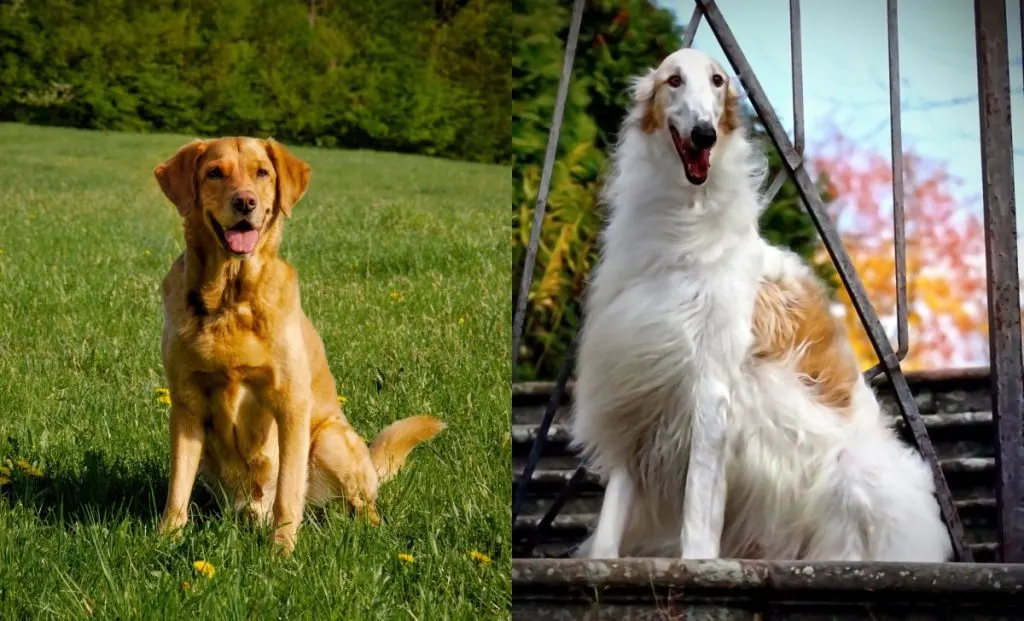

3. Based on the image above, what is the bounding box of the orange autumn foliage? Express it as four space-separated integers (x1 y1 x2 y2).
811 126 989 371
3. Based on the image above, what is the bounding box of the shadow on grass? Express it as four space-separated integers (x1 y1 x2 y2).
0 449 219 528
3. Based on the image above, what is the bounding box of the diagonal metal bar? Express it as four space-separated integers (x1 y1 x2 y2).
682 4 702 47
975 0 1024 564
764 170 788 203
512 333 579 523
520 465 589 557
695 0 971 561
511 0 585 382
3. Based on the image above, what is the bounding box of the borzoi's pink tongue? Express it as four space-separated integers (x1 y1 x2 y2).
224 228 259 254
685 148 711 181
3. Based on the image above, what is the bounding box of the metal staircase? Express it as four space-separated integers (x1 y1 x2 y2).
512 371 1024 619
513 371 999 561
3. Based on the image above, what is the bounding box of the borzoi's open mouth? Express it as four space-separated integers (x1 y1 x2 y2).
669 124 711 185
210 215 260 255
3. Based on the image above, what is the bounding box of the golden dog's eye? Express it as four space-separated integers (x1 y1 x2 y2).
712 74 725 88
256 168 269 178
667 74 682 88
207 167 223 180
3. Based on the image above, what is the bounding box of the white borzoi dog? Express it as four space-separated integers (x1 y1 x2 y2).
570 48 952 562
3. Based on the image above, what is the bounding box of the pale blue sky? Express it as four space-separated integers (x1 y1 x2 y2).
665 0 1024 226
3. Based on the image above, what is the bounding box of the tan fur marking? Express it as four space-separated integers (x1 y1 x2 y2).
752 276 860 412
639 83 666 134
718 83 740 135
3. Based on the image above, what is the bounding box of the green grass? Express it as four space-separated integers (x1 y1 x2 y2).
0 123 511 619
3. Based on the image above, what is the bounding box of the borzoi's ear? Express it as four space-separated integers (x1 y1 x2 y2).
719 80 742 135
630 68 660 103
631 69 666 134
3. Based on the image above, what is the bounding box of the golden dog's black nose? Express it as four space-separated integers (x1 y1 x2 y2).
231 190 258 215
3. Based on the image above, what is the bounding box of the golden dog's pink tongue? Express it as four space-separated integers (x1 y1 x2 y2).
224 228 259 254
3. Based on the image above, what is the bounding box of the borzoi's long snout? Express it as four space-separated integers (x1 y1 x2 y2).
665 79 719 140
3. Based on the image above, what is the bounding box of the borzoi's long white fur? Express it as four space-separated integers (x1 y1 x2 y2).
570 48 951 562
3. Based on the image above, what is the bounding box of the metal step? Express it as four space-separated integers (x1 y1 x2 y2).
511 411 997 460
513 558 1024 619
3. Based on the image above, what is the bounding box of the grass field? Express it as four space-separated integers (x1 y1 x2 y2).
0 123 511 619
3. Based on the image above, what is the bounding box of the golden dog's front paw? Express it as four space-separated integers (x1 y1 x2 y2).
157 516 188 541
272 521 298 557
362 505 381 527
272 531 296 557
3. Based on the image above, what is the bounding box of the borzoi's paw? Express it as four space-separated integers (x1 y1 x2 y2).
587 542 621 559
572 535 618 559
680 536 720 560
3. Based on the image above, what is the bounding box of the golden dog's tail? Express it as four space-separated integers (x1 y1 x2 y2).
369 415 445 484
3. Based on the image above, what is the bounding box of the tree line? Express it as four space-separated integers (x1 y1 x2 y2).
0 0 511 164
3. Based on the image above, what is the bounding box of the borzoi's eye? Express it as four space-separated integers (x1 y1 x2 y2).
666 74 682 88
207 167 223 180
711 74 725 88
256 168 269 178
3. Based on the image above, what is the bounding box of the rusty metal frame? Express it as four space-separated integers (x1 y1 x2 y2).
509 0 1024 563
511 0 586 383
974 0 1024 564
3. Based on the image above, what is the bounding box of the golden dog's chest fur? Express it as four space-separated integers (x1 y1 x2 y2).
154 138 444 555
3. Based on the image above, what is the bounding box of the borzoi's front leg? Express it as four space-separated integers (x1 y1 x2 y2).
680 376 729 559
586 467 636 558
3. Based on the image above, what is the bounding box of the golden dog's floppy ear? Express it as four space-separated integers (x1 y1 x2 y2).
154 140 207 217
265 139 311 217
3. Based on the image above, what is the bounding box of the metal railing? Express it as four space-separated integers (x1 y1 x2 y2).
512 0 1024 564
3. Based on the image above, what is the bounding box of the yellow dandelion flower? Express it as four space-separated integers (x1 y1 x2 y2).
0 476 9 486
13 460 42 477
388 291 403 302
398 553 414 563
470 551 491 565
458 316 466 325
192 560 215 578
337 395 347 406
155 387 169 396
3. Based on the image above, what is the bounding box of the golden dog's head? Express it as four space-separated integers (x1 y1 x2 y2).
154 137 311 257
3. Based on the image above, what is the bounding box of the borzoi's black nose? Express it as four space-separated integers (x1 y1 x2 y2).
690 123 717 149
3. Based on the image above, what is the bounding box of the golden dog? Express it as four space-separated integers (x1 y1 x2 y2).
153 137 444 554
